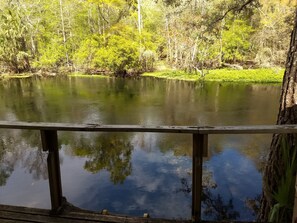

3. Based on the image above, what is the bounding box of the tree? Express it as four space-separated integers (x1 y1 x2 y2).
259 7 297 222
0 3 31 73
222 19 254 63
94 34 141 75
251 0 294 67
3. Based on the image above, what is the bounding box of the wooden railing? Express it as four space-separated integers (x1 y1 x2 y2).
1 121 297 222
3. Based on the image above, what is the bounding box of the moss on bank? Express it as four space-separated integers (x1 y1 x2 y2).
142 68 284 83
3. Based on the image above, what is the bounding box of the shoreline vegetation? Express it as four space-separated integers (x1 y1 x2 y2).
0 1 293 84
0 67 284 83
0 1 292 85
143 68 284 83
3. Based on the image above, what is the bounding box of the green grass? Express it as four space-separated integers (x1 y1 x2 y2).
68 72 110 78
0 73 33 80
0 68 284 83
143 68 284 83
143 70 200 81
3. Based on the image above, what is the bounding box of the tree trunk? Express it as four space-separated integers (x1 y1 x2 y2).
259 7 297 222
165 16 172 63
59 0 69 67
137 0 142 34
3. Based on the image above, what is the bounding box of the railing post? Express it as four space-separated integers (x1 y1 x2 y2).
192 133 208 222
41 130 63 214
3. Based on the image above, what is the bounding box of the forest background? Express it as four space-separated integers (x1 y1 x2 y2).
0 0 296 76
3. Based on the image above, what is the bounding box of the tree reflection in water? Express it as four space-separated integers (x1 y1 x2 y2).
0 128 260 221
0 138 13 186
0 129 47 186
176 170 240 221
245 195 261 217
71 133 132 184
203 189 240 221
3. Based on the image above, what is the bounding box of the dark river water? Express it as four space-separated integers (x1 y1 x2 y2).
0 76 281 221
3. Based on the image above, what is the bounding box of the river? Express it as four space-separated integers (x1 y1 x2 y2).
0 76 281 221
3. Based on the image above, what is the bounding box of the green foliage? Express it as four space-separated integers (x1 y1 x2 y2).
73 35 101 69
0 0 293 74
252 0 295 67
0 4 30 73
222 19 254 62
34 37 66 68
140 49 156 71
93 35 140 74
269 136 297 222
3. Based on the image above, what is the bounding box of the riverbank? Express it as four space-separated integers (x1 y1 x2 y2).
1 68 284 83
143 68 284 83
0 73 33 80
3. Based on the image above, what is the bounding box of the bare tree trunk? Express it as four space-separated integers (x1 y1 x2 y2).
165 16 172 63
59 0 69 66
137 0 142 34
219 11 225 67
96 6 103 35
259 7 297 222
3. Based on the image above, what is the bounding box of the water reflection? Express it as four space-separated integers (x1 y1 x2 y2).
0 77 280 125
0 129 50 208
73 147 192 218
0 141 13 186
203 149 262 221
0 130 268 220
203 190 240 221
66 133 132 184
0 77 281 221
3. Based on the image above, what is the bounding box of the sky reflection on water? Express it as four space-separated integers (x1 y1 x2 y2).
0 78 280 221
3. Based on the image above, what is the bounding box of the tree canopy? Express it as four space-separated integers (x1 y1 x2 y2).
0 0 295 74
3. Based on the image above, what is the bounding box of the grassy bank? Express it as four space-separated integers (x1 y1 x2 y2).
68 72 110 78
1 68 284 83
142 68 284 83
0 73 33 80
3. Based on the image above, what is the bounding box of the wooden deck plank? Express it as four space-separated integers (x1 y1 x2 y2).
0 205 191 223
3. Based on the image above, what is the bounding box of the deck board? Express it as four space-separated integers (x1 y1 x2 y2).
0 204 191 223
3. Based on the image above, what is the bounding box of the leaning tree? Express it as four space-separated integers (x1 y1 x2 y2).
259 7 297 223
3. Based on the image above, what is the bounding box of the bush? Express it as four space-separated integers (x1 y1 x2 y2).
35 37 66 68
93 35 140 75
73 35 101 70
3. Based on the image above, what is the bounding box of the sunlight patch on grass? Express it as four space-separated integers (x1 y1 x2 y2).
68 72 110 78
143 68 284 83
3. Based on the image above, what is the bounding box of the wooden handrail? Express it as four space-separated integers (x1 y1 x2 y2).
1 121 297 134
1 121 297 222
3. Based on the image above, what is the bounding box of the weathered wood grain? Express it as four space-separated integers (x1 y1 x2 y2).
40 130 63 213
1 121 297 134
192 134 206 222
